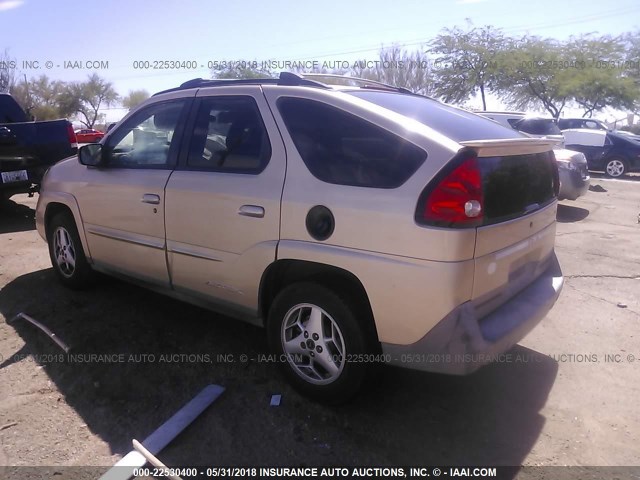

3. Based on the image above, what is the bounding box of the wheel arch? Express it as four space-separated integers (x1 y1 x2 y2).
42 194 92 261
259 259 380 351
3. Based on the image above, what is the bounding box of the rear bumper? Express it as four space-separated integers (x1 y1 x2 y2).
0 166 48 194
558 168 589 200
381 253 563 375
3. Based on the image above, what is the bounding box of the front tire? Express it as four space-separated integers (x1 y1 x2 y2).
267 282 370 404
604 157 627 178
47 212 95 289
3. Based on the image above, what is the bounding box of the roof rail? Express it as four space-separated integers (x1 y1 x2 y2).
299 73 414 94
153 72 330 96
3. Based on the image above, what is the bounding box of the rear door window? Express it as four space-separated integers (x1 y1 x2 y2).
186 96 271 173
277 97 427 188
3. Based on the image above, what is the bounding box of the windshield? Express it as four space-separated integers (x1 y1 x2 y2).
348 91 524 143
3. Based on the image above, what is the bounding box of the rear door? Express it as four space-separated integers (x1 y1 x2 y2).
164 86 286 315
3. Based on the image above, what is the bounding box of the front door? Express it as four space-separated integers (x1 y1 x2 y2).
75 97 191 287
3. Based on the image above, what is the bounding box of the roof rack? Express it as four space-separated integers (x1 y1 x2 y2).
153 72 330 96
299 73 414 94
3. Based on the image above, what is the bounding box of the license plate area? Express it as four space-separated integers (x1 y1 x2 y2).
1 169 28 183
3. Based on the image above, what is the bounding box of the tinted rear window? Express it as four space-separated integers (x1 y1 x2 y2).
512 118 562 136
481 151 558 224
348 91 524 142
278 97 427 188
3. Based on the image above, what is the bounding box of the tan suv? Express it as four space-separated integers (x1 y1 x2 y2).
36 73 564 403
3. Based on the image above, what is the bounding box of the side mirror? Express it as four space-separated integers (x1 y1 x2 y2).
78 144 105 167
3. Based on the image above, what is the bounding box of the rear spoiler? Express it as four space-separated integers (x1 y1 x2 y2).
460 138 560 157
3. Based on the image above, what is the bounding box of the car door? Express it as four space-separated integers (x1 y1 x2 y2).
74 95 192 287
164 87 285 317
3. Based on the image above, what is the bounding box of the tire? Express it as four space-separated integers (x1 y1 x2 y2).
604 157 627 178
47 211 96 289
267 282 370 404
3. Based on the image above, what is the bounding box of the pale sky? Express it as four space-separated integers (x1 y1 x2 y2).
1 0 639 122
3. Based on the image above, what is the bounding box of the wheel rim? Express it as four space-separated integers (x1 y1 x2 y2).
53 226 76 278
281 303 346 385
606 159 624 177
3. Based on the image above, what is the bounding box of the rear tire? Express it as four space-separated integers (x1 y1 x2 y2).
47 212 96 289
604 157 627 178
267 282 370 404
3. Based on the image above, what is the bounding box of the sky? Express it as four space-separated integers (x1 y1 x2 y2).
1 0 639 122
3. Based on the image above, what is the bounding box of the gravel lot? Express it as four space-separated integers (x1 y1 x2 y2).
0 175 638 477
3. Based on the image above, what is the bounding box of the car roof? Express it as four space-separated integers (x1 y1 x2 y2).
153 72 420 97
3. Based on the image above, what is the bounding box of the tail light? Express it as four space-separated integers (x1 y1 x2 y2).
416 150 484 228
67 122 78 148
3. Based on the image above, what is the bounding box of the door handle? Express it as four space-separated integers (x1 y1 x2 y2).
238 205 265 218
141 194 160 205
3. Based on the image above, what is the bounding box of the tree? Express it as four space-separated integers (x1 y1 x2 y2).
429 24 504 109
122 89 150 110
351 45 434 95
565 34 638 117
11 75 69 120
494 36 574 118
0 49 16 93
61 74 119 128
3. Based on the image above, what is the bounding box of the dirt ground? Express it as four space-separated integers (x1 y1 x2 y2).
0 174 639 477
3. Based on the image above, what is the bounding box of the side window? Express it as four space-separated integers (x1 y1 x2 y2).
506 118 520 128
277 98 427 188
186 96 271 173
104 100 186 168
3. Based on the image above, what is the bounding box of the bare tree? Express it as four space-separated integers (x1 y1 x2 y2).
351 45 434 95
0 49 17 93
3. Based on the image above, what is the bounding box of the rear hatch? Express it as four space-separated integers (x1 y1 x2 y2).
348 90 560 317
459 139 559 318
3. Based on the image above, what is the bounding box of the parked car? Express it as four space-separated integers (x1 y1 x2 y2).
0 93 77 201
36 73 564 402
478 112 590 199
562 128 640 177
558 118 609 131
75 128 104 143
478 111 565 145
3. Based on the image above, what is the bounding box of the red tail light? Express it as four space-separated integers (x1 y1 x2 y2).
416 151 484 228
67 122 77 147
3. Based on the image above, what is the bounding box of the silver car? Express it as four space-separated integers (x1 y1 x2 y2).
36 73 563 403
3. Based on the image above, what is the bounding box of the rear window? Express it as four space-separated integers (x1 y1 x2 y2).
481 151 558 224
511 118 562 136
347 91 524 142
278 97 427 188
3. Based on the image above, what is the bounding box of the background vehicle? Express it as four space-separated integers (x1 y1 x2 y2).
558 118 609 131
478 111 589 199
563 128 640 177
36 73 563 402
74 128 104 143
0 93 77 201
